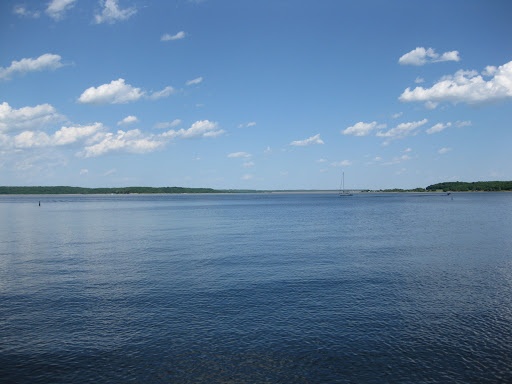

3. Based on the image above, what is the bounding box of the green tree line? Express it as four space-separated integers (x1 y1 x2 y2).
0 186 220 195
426 181 512 192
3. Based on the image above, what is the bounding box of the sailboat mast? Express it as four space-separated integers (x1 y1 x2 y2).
338 171 352 196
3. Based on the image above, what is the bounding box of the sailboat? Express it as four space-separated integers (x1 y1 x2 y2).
339 171 353 196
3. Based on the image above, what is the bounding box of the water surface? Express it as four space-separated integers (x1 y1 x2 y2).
1 192 512 383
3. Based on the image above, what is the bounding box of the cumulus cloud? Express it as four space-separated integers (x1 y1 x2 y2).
331 160 352 167
426 122 452 134
228 152 251 158
376 119 428 139
399 61 512 106
0 102 66 132
46 0 76 20
289 134 324 146
13 131 52 148
0 53 64 80
154 119 181 129
79 129 164 157
427 120 471 134
238 122 257 128
117 115 138 126
78 78 144 104
186 77 203 86
78 79 175 104
382 154 413 166
456 120 472 128
161 120 224 139
94 0 136 24
398 47 460 66
148 86 175 100
53 123 104 145
161 31 186 41
5 123 102 149
342 121 385 136
438 147 452 154
13 5 40 18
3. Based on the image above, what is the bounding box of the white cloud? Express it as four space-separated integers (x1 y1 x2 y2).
342 121 384 136
53 123 104 145
376 119 428 139
154 119 181 129
79 129 164 157
331 160 352 167
243 161 255 168
0 53 64 80
80 169 89 175
228 152 251 158
161 31 186 41
13 5 40 18
161 120 224 139
94 0 136 24
4 122 103 149
426 122 452 134
14 131 51 148
438 147 452 154
77 78 144 104
148 86 175 100
290 133 324 146
117 115 139 126
399 61 512 106
382 154 412 166
238 121 257 128
455 120 472 128
186 77 203 86
392 112 403 119
242 174 254 180
0 102 66 132
439 51 460 62
424 101 439 110
415 77 425 84
398 47 460 66
46 0 77 20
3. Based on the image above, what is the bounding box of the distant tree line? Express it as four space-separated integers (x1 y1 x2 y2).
426 181 512 192
372 187 427 193
0 186 220 195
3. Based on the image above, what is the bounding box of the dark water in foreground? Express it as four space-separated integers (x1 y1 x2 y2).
1 192 512 383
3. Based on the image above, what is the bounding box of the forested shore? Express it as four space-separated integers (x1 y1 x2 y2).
1 181 511 195
425 181 512 192
0 186 220 195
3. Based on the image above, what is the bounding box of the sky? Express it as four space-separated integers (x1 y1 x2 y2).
1 0 511 190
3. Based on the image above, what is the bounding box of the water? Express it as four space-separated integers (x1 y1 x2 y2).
1 192 512 383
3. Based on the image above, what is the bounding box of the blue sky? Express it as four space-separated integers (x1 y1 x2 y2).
1 0 511 190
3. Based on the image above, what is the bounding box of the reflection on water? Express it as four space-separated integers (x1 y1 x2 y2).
1 193 512 383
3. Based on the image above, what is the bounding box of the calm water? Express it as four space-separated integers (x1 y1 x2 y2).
1 192 512 383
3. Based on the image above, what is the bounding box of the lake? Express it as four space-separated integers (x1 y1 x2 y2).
1 192 512 383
